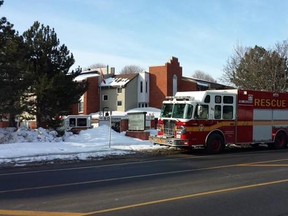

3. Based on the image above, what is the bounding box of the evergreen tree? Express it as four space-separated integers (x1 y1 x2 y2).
22 21 87 128
0 16 29 127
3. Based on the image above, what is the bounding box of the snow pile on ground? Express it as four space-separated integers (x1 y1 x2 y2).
0 127 62 144
0 125 163 166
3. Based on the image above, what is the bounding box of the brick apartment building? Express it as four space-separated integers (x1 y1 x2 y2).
0 57 228 129
71 57 228 115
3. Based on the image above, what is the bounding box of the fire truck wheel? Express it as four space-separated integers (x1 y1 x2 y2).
270 132 288 149
206 133 224 154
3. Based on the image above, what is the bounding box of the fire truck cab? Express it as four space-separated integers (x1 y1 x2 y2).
149 89 288 153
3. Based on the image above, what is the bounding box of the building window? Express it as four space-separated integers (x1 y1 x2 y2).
138 102 148 108
78 101 84 113
145 81 148 93
103 95 108 101
173 74 177 96
140 81 143 93
78 95 84 113
117 101 122 106
117 88 122 93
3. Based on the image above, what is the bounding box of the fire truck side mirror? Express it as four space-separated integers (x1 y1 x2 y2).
197 105 203 116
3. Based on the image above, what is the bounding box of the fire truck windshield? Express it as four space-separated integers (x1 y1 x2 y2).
161 103 193 119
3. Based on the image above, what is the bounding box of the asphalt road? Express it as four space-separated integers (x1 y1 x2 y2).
1 148 288 216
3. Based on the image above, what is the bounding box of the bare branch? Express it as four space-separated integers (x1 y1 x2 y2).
120 65 144 74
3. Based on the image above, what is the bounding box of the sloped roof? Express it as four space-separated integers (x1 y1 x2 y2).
182 76 232 89
74 70 100 82
74 72 99 81
101 73 138 87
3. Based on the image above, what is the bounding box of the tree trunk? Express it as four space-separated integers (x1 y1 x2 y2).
36 113 48 128
8 114 17 128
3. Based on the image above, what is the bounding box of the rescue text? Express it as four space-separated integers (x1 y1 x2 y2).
254 98 287 108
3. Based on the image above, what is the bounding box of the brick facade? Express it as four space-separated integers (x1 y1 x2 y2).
149 57 197 108
84 77 100 114
71 76 100 115
71 57 211 114
179 78 197 91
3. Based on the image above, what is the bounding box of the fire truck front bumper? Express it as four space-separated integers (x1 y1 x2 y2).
149 135 189 147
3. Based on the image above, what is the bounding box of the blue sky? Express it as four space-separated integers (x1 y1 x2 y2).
1 0 288 80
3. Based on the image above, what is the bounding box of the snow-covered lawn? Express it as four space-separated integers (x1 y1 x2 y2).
0 125 163 166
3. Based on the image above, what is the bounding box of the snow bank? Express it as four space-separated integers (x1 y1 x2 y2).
0 127 62 144
0 125 163 166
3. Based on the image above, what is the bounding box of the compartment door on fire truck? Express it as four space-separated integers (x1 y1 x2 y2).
253 109 273 142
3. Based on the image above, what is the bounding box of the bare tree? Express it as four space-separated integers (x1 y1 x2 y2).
84 63 106 70
120 65 144 74
192 70 217 83
221 42 288 92
220 44 247 86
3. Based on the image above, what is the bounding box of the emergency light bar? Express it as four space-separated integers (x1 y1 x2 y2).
165 96 195 101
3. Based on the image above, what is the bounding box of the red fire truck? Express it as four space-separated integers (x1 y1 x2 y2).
149 89 288 153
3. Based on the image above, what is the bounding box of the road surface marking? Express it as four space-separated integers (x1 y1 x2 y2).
83 178 288 215
1 158 288 215
239 164 288 167
0 163 238 194
1 158 288 194
1 150 283 177
237 158 288 167
0 155 209 176
0 153 288 176
1 178 287 216
241 158 288 164
0 209 82 216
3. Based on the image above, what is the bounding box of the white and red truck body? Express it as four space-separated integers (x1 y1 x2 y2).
149 89 288 153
